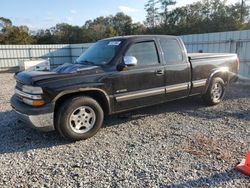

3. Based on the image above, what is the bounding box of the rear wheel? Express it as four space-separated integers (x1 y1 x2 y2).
202 77 225 106
56 96 104 141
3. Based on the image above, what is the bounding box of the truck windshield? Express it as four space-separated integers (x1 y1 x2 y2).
75 40 121 65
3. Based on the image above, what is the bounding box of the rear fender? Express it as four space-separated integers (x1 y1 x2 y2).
203 67 229 94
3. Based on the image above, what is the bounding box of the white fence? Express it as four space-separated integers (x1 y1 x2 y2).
181 30 250 78
0 30 250 77
0 43 92 71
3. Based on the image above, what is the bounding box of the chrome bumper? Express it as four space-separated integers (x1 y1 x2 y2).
14 109 55 132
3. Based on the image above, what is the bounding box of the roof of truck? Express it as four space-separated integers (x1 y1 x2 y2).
102 35 179 41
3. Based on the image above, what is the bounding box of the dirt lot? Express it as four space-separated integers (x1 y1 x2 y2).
0 73 249 187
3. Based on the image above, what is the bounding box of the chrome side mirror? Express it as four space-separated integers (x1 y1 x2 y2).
123 56 138 67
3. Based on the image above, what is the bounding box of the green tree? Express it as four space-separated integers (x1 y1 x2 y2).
131 23 147 35
82 16 117 42
158 0 176 26
0 17 12 30
0 25 35 44
145 0 160 29
153 0 250 35
113 12 133 35
81 13 135 42
35 29 56 44
51 23 83 44
0 17 35 44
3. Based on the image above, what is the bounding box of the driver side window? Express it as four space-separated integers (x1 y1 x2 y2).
125 41 159 66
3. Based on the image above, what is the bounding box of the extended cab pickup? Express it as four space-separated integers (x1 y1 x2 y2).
11 35 239 141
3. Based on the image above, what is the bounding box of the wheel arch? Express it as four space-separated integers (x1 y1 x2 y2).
203 67 229 94
53 89 111 117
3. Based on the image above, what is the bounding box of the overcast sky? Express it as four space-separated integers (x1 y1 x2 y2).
0 0 241 30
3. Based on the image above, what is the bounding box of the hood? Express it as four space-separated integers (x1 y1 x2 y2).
53 63 100 73
15 63 102 85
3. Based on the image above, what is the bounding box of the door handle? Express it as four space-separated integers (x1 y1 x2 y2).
155 69 164 75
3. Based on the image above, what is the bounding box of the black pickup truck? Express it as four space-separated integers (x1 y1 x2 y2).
11 35 239 141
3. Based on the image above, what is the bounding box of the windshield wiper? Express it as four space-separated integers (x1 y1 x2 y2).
80 60 95 65
75 59 95 65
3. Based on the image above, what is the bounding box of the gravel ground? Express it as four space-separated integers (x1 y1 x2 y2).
0 73 249 187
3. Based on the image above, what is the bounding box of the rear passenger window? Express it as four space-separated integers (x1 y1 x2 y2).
125 41 159 66
160 39 183 64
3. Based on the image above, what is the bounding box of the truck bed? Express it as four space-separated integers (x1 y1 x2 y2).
188 53 236 60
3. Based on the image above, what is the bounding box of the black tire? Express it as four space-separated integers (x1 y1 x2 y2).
202 77 225 106
56 96 104 141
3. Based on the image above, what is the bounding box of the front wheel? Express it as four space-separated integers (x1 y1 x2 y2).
56 96 104 141
202 77 225 106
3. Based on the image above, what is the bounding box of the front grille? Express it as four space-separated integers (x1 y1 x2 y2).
15 81 24 103
16 94 23 102
16 81 23 90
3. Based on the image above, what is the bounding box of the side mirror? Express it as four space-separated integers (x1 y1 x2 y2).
117 56 138 71
123 56 138 67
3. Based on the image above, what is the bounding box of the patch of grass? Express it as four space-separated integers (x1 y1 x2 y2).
183 133 232 161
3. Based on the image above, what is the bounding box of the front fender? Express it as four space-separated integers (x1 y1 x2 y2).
52 87 112 115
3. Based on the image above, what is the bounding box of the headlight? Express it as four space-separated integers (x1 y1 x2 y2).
22 85 43 94
15 85 45 106
15 89 42 100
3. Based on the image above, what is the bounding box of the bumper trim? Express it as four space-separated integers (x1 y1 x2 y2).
14 109 55 132
11 95 54 115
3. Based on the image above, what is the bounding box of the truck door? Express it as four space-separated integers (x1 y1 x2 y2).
159 38 191 101
112 40 166 112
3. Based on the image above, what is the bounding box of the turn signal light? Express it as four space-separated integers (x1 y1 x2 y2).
32 100 46 106
23 98 45 106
